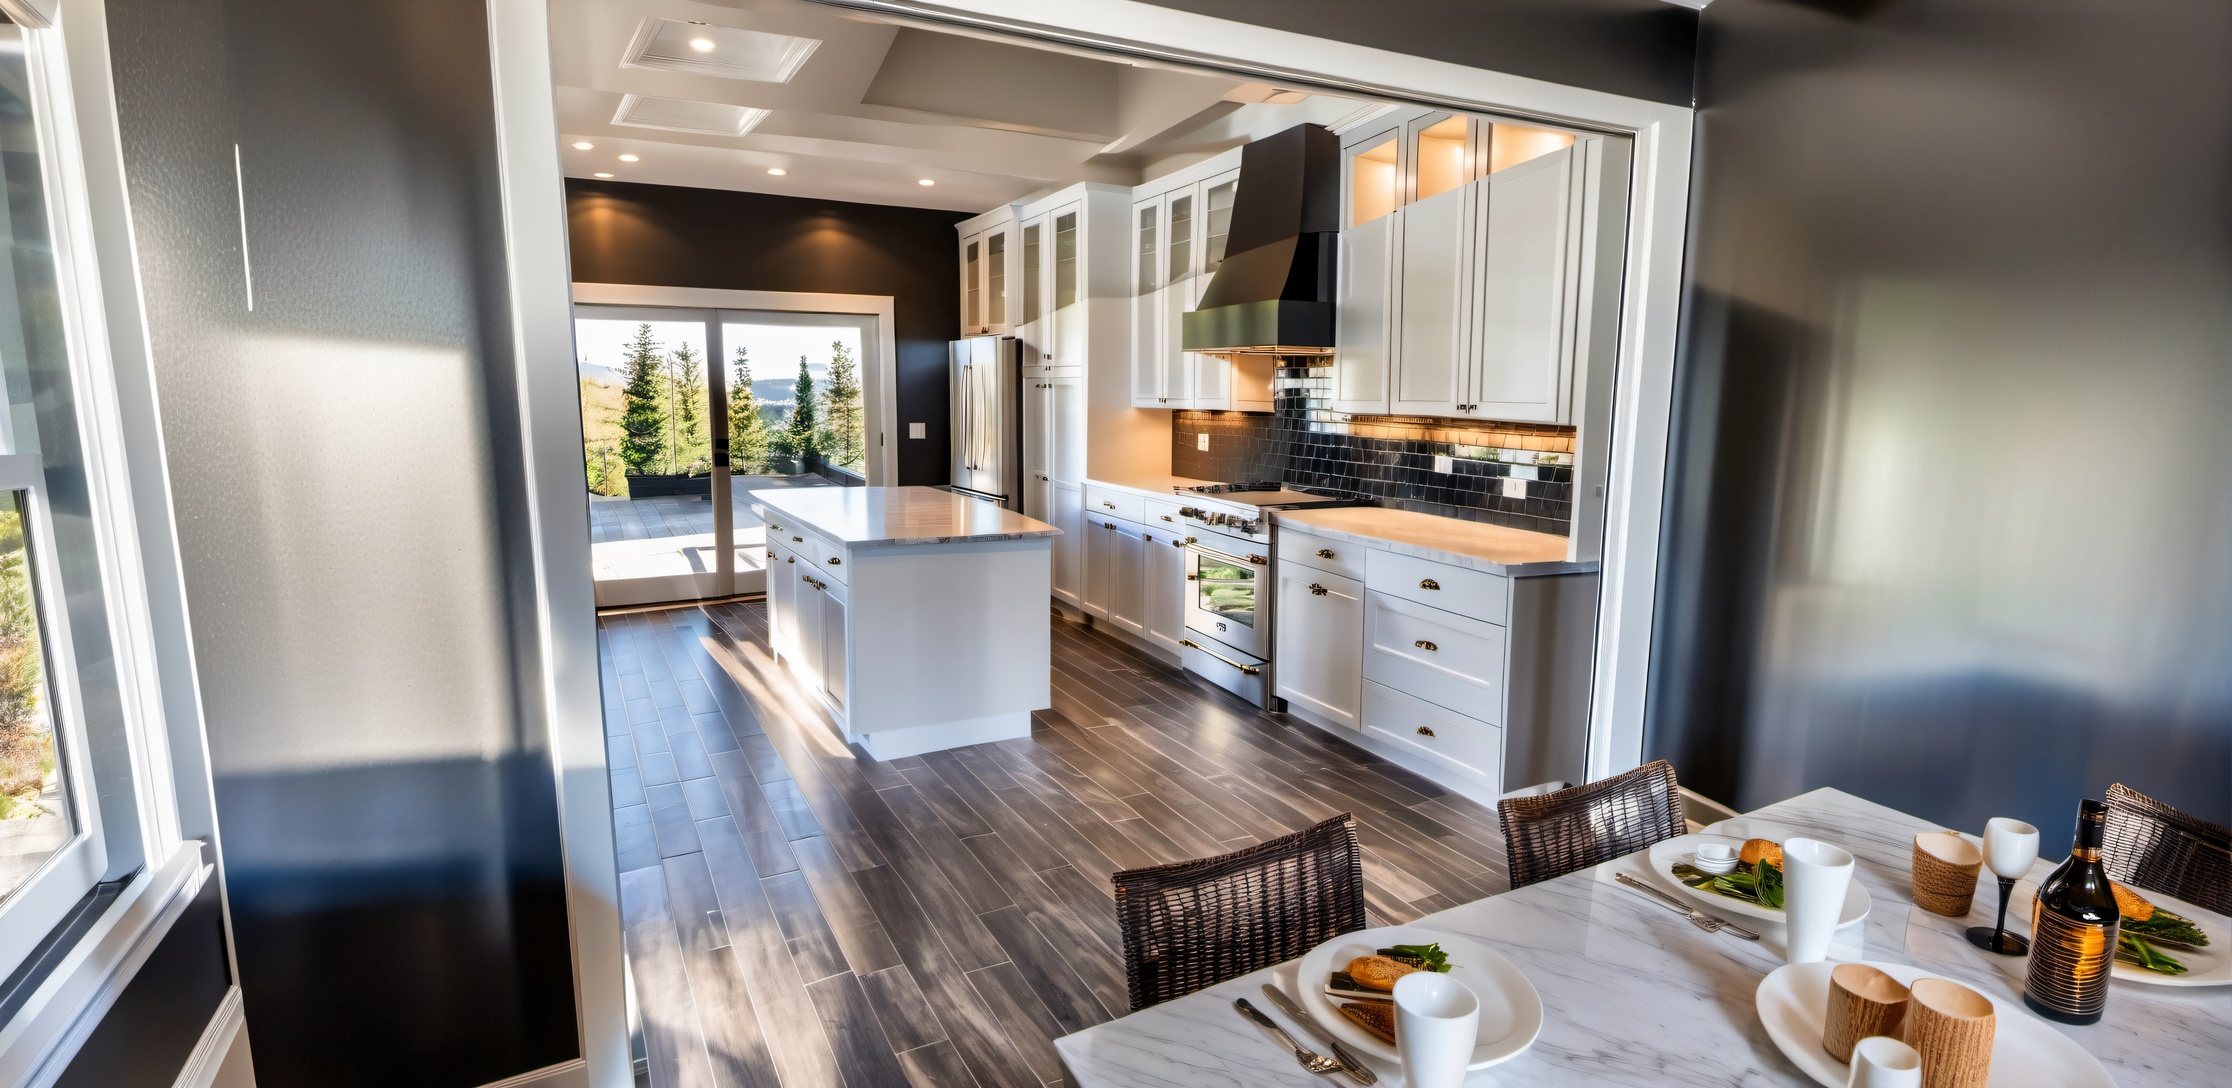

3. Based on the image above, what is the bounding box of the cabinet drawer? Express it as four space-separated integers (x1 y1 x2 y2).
1143 497 1186 531
809 537 850 584
1365 549 1508 621
1363 591 1505 724
1084 484 1143 525
1363 681 1502 790
1278 529 1367 581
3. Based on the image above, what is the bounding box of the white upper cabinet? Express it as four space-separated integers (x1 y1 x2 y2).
1130 195 1167 406
1160 189 1196 408
1334 211 1394 414
1390 181 1476 417
958 207 1019 336
1130 154 1261 411
1471 147 1576 423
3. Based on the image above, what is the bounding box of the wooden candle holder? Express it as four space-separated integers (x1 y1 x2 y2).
1822 963 1910 1064
1912 832 1984 917
1907 978 1994 1088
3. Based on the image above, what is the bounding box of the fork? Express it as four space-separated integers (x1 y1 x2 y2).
1616 871 1762 940
1233 998 1343 1075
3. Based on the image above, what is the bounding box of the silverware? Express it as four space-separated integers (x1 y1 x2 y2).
1261 984 1378 1085
1233 997 1342 1075
1616 871 1762 940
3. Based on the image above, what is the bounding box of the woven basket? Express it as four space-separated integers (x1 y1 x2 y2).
1911 832 1983 917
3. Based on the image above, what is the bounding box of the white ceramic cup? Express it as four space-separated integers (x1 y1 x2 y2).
1846 1035 1922 1088
1696 842 1738 872
1393 971 1479 1088
1781 837 1856 964
1982 817 2040 880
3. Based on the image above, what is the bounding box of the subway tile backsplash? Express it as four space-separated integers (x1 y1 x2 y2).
1172 367 1577 535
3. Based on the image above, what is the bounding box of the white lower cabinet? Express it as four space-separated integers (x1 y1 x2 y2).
817 576 849 715
1275 563 1363 730
792 562 825 692
1363 681 1502 788
768 533 851 725
1051 482 1085 609
1102 517 1147 638
768 544 800 658
1142 524 1187 656
1363 590 1507 721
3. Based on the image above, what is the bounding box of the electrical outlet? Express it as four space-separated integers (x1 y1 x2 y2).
1502 477 1528 499
908 422 926 439
1433 454 1453 474
1197 433 1210 451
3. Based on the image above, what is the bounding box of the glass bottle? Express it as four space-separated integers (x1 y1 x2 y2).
2023 799 2120 1024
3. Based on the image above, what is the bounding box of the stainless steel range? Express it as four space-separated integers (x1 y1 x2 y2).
1169 482 1359 707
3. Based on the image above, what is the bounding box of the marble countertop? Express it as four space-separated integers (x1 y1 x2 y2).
1085 473 1219 498
749 486 1058 548
1056 787 2229 1087
1274 506 1593 576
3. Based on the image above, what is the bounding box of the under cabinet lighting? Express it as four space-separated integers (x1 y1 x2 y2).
571 141 594 150
767 167 787 176
618 154 640 162
918 178 935 187
593 172 615 179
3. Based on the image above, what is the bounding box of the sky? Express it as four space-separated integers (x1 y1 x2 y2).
574 319 864 387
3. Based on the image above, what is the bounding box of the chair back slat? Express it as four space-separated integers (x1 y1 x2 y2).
1498 760 1686 888
1113 813 1365 1011
2102 783 2232 916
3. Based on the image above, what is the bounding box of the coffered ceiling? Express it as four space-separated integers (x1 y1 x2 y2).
548 0 1374 212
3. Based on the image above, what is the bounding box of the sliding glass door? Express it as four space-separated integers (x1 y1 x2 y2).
574 304 880 608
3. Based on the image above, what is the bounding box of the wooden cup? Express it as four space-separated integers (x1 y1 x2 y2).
1906 978 1994 1088
1911 832 1984 917
1822 964 1911 1064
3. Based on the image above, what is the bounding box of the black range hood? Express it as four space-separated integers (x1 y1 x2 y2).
1181 123 1340 356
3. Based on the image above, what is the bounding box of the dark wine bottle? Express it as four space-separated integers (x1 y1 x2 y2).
2023 799 2120 1024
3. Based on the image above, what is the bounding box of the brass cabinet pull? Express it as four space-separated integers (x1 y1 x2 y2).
1415 639 1438 652
1248 554 1269 565
1170 537 1186 548
1104 521 1117 530
765 549 776 559
1179 638 1262 675
1186 573 1199 580
1419 578 1441 590
802 575 825 590
1161 515 1173 522
827 557 841 565
1316 548 1335 559
792 535 804 543
1308 583 1328 596
786 556 795 564
1103 501 1116 509
1417 725 1436 738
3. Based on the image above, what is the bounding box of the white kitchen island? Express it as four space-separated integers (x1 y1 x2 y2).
752 486 1058 759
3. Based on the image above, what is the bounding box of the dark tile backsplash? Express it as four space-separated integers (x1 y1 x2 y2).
1172 367 1577 536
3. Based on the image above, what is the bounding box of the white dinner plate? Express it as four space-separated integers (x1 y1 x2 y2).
1756 960 2115 1088
2109 888 2230 987
1293 925 1543 1070
1647 828 1871 929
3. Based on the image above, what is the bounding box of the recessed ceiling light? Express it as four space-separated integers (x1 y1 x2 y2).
767 167 787 176
571 141 594 150
618 154 640 162
689 37 714 52
918 178 936 187
623 18 820 84
593 172 615 179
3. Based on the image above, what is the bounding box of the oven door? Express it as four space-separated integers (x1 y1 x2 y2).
1182 540 1269 658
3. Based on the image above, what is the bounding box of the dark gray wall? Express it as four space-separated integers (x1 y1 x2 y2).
52 882 230 1088
1649 0 2232 836
1144 0 1698 106
105 1 578 1085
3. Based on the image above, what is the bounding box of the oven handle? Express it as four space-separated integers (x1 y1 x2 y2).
1180 638 1262 676
1182 541 1269 568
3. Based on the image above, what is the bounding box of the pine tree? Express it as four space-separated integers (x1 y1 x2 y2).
618 323 666 476
817 338 866 470
774 355 820 472
668 343 706 473
727 346 771 475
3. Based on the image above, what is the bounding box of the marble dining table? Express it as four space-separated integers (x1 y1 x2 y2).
1055 788 2230 1087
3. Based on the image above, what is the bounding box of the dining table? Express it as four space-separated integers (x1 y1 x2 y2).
1055 788 2231 1086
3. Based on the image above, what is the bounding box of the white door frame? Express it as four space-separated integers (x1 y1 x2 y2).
571 283 900 487
486 2 1691 1084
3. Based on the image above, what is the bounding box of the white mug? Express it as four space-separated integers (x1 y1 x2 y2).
1782 837 1856 964
1846 1035 1922 1088
1393 971 1479 1088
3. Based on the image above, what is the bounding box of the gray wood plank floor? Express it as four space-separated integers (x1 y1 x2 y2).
602 602 1510 1088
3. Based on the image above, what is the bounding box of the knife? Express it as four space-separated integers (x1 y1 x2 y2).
1616 870 1764 940
1261 984 1379 1084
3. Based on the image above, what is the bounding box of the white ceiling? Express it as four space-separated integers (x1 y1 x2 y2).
549 0 1373 212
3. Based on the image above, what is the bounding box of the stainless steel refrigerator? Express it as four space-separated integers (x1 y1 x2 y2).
948 335 1022 508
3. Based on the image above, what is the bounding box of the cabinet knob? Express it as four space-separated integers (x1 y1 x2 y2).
765 549 776 559
1308 583 1328 596
1419 578 1441 590
1161 515 1173 522
786 556 795 564
1415 639 1438 652
1316 548 1335 559
792 536 804 543
827 557 841 565
1416 725 1436 738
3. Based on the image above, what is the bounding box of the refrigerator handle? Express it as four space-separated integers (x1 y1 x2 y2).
960 361 973 470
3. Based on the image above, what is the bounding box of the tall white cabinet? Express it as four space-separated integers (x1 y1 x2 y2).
1129 152 1265 411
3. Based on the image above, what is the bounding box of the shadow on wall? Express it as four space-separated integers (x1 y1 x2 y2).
1649 0 2232 832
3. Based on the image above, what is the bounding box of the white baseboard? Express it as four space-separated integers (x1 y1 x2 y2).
478 1059 590 1088
170 986 245 1088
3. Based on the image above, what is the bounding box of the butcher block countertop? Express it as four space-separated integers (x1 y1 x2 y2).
1274 506 1593 576
750 486 1058 549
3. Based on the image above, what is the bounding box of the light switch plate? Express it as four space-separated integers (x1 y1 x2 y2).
1502 477 1528 499
908 422 926 439
1433 454 1453 474
1197 433 1211 451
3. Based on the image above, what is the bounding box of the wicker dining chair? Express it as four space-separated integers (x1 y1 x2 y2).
1113 812 1366 1011
2101 783 2232 916
1498 760 1686 889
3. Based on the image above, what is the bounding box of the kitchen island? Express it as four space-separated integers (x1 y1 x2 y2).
752 486 1059 759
